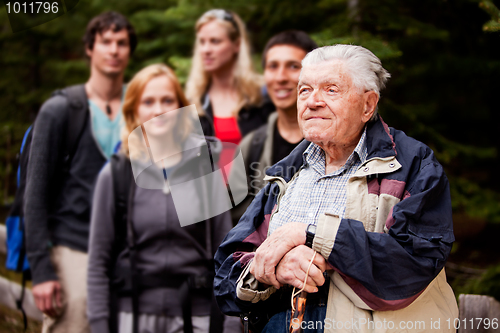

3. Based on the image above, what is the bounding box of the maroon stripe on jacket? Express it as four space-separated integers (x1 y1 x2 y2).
385 189 411 230
380 179 406 198
232 212 272 266
335 268 424 311
368 178 380 195
232 252 255 267
368 178 406 198
242 213 271 246
380 116 397 155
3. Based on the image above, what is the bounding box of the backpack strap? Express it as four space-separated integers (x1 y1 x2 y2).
10 126 33 218
109 154 133 333
110 154 133 244
55 84 89 169
110 154 142 333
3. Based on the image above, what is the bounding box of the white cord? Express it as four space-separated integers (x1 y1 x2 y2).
291 252 317 311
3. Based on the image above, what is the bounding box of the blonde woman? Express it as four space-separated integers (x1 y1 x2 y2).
186 9 274 169
87 64 232 333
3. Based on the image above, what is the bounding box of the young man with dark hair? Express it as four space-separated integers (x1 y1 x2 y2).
230 30 317 224
24 11 136 332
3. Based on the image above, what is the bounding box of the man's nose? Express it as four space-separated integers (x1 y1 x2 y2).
109 42 119 54
306 89 326 109
276 66 288 83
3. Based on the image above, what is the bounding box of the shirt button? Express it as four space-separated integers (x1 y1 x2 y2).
309 213 314 217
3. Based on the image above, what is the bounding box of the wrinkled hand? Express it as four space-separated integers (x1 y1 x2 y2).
276 245 326 293
32 280 63 317
250 222 307 289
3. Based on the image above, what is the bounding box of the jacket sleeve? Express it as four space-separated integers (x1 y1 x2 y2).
24 95 68 285
312 150 454 311
87 164 114 333
214 185 274 316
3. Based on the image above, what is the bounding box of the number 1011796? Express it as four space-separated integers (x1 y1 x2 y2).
5 2 59 14
446 317 499 330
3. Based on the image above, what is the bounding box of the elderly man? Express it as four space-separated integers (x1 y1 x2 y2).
215 45 458 333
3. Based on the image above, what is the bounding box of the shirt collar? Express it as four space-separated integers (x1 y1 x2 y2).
302 126 368 175
353 126 368 165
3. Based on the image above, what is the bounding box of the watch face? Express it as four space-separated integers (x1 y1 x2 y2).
307 224 317 234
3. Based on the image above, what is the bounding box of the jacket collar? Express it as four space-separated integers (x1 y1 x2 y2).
365 115 397 161
265 116 396 182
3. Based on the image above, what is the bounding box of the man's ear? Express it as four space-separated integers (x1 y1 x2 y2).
85 46 93 59
362 91 379 122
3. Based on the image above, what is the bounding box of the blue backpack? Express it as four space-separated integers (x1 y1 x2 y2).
5 125 32 273
4 84 89 327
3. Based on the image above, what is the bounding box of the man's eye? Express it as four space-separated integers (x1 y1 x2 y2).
299 88 311 95
291 64 301 70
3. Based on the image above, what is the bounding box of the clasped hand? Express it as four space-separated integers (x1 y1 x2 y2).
249 222 326 293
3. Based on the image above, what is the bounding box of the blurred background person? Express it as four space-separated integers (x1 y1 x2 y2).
186 9 274 172
87 64 232 333
229 30 317 224
24 11 136 333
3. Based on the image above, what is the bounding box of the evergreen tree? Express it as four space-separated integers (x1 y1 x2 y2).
0 0 499 225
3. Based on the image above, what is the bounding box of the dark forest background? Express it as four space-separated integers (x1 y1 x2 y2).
1 0 500 305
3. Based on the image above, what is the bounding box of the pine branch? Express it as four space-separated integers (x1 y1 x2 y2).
479 1 500 19
478 1 500 32
483 20 500 32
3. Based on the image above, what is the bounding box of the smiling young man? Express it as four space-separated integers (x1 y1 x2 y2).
24 12 136 332
229 30 317 224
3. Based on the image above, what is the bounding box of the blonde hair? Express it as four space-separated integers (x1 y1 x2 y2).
120 64 192 158
185 9 262 117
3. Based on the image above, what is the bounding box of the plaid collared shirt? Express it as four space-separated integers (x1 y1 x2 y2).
268 128 367 235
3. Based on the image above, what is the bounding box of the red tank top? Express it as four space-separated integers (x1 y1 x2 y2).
213 116 242 176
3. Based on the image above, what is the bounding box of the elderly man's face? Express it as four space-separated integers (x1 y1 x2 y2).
297 60 377 150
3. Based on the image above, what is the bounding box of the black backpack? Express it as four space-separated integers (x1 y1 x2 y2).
109 154 224 333
5 84 89 328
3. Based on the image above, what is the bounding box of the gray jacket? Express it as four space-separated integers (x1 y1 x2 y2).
87 135 232 333
229 112 278 224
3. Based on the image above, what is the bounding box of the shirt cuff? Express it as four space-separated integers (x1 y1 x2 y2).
236 258 277 303
312 213 342 260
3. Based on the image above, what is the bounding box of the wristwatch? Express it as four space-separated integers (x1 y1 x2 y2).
305 224 316 248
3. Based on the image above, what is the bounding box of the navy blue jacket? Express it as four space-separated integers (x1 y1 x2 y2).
214 116 455 315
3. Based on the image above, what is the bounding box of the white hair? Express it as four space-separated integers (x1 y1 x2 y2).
301 45 390 119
